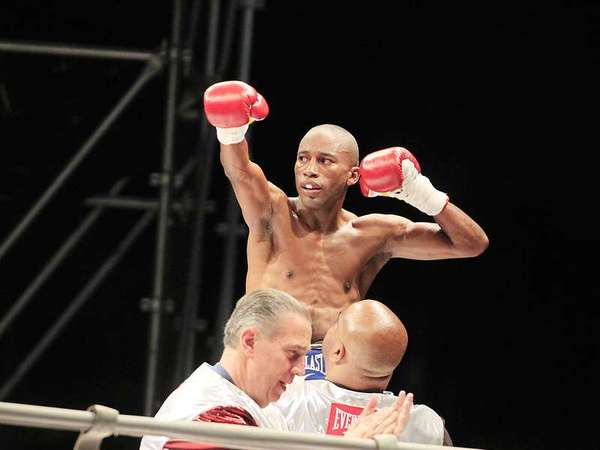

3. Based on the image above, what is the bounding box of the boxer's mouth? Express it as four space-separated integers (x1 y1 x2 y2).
301 183 321 191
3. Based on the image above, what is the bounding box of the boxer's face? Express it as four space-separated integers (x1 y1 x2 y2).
249 313 311 407
295 133 358 209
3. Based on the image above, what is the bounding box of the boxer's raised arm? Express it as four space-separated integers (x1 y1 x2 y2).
204 81 272 229
367 207 487 260
360 147 488 259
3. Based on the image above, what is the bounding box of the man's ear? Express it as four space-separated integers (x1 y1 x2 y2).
331 342 346 364
240 327 258 356
347 166 360 187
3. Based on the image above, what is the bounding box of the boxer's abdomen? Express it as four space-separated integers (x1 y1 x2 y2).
246 244 363 340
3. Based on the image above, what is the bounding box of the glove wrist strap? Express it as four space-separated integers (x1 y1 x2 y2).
402 174 449 216
216 124 248 145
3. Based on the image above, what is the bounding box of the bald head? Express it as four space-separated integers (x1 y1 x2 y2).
342 300 408 376
299 124 359 166
322 300 408 391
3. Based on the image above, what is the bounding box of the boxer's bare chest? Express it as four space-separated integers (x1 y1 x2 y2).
246 203 390 310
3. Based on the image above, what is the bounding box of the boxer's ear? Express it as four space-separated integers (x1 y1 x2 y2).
347 166 360 186
240 327 257 356
332 342 345 363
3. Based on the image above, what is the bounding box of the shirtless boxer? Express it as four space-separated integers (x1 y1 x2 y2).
140 289 413 450
273 300 453 445
203 80 489 341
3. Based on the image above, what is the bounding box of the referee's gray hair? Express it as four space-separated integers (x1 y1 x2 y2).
223 289 310 348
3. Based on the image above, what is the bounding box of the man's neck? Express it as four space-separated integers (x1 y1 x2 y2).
327 378 385 393
219 348 246 391
326 368 390 393
295 196 347 233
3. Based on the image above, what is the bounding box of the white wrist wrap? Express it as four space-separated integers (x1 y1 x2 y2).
401 173 449 215
216 124 249 145
396 160 449 216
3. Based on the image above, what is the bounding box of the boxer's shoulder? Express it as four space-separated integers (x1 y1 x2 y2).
350 213 411 236
267 181 288 201
352 212 410 226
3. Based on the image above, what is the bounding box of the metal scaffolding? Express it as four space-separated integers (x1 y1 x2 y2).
0 0 264 416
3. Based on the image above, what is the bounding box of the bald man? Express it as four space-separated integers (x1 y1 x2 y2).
204 81 488 344
271 300 451 446
141 291 414 450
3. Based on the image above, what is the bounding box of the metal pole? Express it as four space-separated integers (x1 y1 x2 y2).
0 59 162 263
174 0 223 382
211 0 261 363
0 40 156 62
83 195 199 213
174 0 239 184
144 0 183 416
203 0 222 78
0 211 155 401
0 179 128 340
181 0 202 79
238 1 258 82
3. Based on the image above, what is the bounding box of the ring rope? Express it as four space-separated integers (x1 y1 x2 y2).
0 401 483 450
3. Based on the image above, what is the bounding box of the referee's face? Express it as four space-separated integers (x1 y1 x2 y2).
249 313 311 407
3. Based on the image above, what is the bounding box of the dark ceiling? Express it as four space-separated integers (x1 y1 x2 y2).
0 2 598 450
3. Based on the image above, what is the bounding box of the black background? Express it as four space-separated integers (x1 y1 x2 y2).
0 2 598 450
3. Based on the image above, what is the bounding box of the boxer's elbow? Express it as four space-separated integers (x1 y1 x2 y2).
475 229 490 255
460 231 489 257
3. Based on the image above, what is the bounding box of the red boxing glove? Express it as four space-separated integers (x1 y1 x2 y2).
196 406 258 426
359 147 449 216
163 406 258 450
203 80 269 144
359 147 421 194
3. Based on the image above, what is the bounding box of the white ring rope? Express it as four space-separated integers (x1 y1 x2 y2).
0 401 483 450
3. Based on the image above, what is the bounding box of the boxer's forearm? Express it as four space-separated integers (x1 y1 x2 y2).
433 202 488 257
219 143 272 229
220 139 253 182
205 80 270 188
